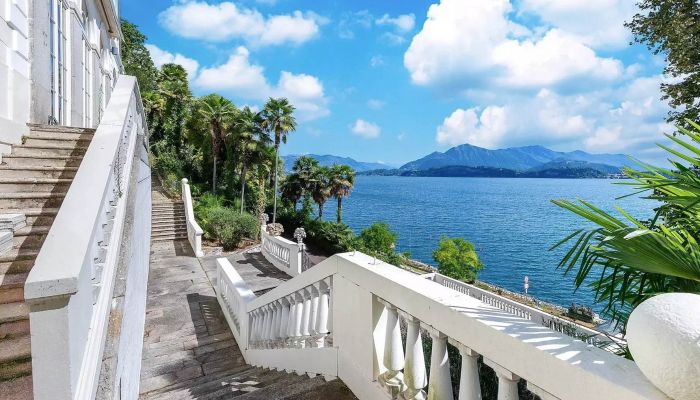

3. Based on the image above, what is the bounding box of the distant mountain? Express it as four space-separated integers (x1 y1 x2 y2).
399 143 631 172
360 162 616 179
282 154 390 172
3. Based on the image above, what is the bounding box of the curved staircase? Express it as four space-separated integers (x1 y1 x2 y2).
0 124 94 399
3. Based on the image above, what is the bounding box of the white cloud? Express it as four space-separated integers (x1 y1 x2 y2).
376 14 415 33
404 0 623 90
159 1 323 46
193 47 329 121
436 107 508 148
367 99 385 110
351 119 381 138
370 55 385 67
338 10 373 39
145 44 200 79
519 0 637 49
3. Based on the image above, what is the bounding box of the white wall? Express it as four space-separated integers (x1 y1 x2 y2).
0 0 31 148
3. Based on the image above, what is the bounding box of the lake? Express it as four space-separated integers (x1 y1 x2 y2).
321 176 651 314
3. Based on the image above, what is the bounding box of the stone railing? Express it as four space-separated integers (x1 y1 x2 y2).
216 258 256 347
260 225 303 276
214 251 672 400
181 178 204 257
24 76 150 400
427 273 615 345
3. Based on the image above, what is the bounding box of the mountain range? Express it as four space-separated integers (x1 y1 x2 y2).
282 154 390 172
399 143 631 172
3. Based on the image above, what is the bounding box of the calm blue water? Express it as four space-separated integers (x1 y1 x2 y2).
322 176 652 313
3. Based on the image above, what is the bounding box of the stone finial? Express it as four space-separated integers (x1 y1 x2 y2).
260 213 270 225
293 228 307 244
266 223 284 236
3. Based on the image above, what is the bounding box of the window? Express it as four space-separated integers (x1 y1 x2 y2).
49 0 69 124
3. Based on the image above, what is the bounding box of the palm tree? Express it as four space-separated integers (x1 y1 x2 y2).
329 165 356 223
280 173 304 210
261 98 297 223
233 106 269 213
310 166 331 220
198 94 236 194
553 120 700 339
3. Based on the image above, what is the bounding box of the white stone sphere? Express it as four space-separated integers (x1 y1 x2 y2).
627 293 700 400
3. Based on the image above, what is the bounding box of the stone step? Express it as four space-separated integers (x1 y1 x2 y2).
28 123 96 135
152 221 187 227
1 154 83 168
0 165 77 179
0 192 65 209
0 249 38 264
23 137 91 148
0 374 33 398
0 178 72 193
27 129 94 140
0 259 34 276
0 358 32 381
1 208 57 228
11 226 48 249
152 206 184 212
0 334 30 364
0 302 28 324
0 273 27 304
151 234 188 242
0 319 29 341
152 227 188 234
12 144 88 157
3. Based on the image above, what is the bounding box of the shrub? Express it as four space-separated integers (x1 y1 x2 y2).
194 193 226 233
358 222 397 255
432 236 483 282
305 220 355 255
204 207 259 250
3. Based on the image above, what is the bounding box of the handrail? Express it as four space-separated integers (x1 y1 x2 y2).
429 272 614 345
24 76 147 400
214 251 670 400
181 178 203 257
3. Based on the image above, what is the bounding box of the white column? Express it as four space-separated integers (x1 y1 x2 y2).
300 287 312 347
401 313 426 400
279 299 290 342
263 305 273 345
314 279 331 347
379 300 405 396
285 295 296 345
452 341 481 400
309 284 320 338
250 310 259 343
427 329 453 400
293 292 304 347
484 358 519 400
271 301 282 347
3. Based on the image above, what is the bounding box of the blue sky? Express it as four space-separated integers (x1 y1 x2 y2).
121 0 671 166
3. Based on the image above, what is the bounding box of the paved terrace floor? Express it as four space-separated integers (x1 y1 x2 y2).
139 239 356 399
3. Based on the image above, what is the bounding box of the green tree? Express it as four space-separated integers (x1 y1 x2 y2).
552 120 700 337
626 1 700 125
433 237 484 282
198 94 237 194
261 98 297 223
280 173 304 210
120 19 158 92
233 106 269 213
329 164 356 223
310 166 331 220
359 222 397 255
157 64 192 152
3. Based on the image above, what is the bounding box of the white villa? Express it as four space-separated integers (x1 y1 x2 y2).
0 0 697 399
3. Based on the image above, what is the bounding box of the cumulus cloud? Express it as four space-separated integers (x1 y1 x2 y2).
376 14 415 33
351 119 381 138
436 107 508 148
193 47 329 121
145 44 200 79
404 0 622 90
159 1 324 46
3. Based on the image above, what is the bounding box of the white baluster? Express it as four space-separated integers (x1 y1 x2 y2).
314 279 331 347
250 310 258 344
300 287 312 348
285 296 295 346
309 283 320 339
450 340 481 400
426 328 453 400
401 313 426 400
254 310 263 344
293 292 305 347
378 299 405 396
279 298 290 342
263 305 273 347
484 358 519 400
271 301 282 347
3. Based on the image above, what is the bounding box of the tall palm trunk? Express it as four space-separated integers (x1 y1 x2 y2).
336 197 343 223
239 159 248 214
272 135 280 223
318 201 324 220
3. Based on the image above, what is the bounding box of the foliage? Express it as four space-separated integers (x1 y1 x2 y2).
552 120 700 337
204 207 258 250
433 236 484 282
197 94 237 194
354 223 407 266
328 164 356 223
626 0 700 125
304 219 356 255
261 98 297 223
120 19 158 92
